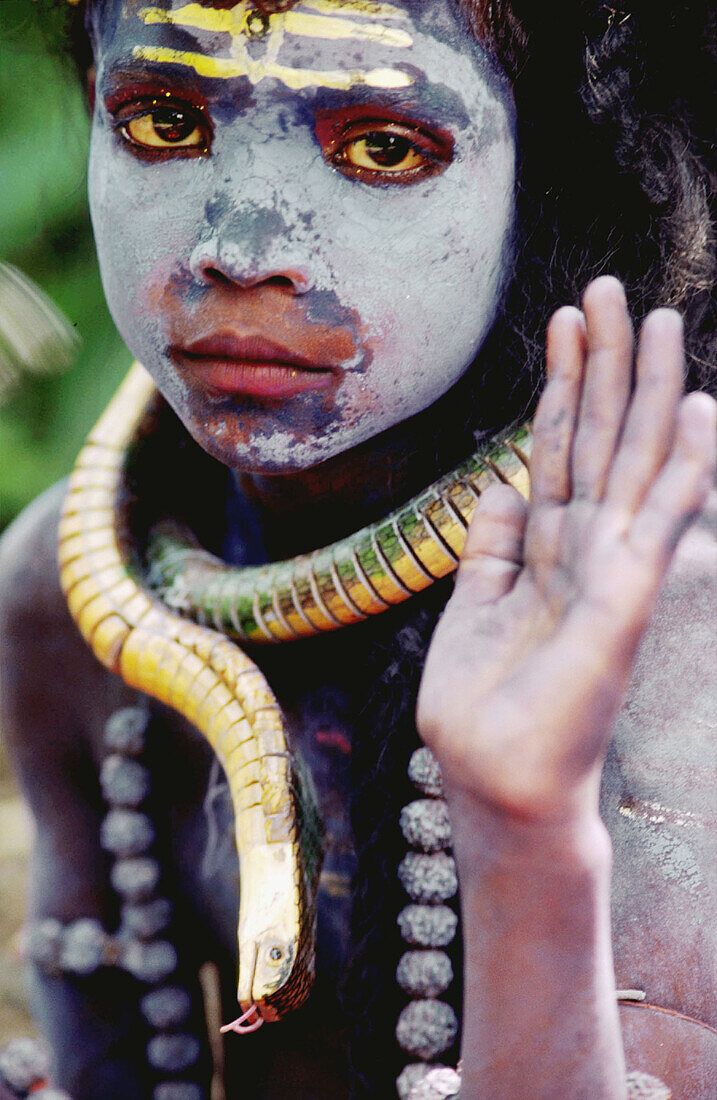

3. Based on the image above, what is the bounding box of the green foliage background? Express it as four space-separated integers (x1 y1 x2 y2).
0 0 130 533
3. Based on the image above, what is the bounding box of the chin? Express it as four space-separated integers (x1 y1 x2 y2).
182 415 346 476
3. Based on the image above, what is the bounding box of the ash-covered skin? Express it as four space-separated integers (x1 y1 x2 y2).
88 0 516 473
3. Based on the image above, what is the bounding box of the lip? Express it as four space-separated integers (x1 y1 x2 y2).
170 332 340 398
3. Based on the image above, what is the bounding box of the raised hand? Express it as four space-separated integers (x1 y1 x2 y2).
417 276 716 826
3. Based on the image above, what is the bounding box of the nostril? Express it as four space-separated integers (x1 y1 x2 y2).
204 266 234 286
190 245 313 293
202 270 303 291
264 275 295 290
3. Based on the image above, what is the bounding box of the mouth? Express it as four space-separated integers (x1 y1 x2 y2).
170 332 340 399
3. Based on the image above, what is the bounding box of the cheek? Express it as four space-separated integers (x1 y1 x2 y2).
324 136 515 408
89 130 204 332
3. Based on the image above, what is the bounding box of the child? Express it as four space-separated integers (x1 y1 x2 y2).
1 2 714 1097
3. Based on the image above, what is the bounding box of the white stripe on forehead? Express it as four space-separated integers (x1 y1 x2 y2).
133 0 415 90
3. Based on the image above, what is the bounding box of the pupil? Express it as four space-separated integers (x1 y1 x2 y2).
365 132 411 167
154 108 194 143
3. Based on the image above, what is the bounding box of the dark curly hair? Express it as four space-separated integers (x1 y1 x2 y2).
39 1 717 1095
341 2 716 1094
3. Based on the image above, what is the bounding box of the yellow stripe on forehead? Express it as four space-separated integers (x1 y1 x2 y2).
134 1 415 90
141 1 412 45
135 45 412 89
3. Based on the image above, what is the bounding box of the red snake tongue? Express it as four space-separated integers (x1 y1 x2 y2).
220 1004 264 1035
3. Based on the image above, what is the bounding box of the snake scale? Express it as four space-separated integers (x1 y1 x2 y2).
58 361 532 1022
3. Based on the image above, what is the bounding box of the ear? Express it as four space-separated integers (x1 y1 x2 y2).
86 64 96 112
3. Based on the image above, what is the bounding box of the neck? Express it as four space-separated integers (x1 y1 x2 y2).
233 392 477 559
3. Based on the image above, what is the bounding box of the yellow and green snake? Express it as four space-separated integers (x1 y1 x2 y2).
59 361 531 1024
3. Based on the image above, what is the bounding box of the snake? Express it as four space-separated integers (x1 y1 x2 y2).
58 360 532 1023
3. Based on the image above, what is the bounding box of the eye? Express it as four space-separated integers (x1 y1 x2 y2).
344 132 424 172
326 121 451 185
125 106 204 148
110 96 211 156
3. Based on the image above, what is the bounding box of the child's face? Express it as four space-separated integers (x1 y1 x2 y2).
89 0 516 472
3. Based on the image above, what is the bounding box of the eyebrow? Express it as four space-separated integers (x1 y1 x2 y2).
312 77 471 131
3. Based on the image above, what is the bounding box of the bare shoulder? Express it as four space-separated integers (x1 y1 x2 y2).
0 480 69 624
0 483 132 814
604 489 717 1029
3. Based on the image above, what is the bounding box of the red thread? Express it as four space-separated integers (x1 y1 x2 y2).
315 728 352 755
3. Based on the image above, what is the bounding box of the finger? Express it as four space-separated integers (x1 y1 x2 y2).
571 277 634 500
455 483 527 605
629 391 716 571
604 309 684 516
529 306 587 506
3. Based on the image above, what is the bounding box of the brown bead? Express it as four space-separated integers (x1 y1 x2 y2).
400 799 452 852
398 852 458 904
396 950 453 998
395 1000 458 1060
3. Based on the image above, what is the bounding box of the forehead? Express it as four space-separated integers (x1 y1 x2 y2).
91 0 502 98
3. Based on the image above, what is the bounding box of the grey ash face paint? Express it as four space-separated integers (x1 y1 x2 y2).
88 0 516 473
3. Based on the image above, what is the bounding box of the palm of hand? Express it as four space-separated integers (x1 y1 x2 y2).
417 278 716 823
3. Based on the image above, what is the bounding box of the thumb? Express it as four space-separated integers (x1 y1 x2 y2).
453 482 527 606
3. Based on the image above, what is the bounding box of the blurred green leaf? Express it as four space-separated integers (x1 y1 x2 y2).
0 1 130 532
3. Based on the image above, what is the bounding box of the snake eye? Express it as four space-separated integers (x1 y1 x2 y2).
268 946 283 962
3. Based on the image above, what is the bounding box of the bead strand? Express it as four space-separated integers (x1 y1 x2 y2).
102 707 204 1100
393 752 673 1100
395 747 461 1100
24 706 207 1100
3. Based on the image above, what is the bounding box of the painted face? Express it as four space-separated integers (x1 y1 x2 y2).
88 0 516 473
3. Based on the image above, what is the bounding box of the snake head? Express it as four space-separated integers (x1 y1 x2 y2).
239 923 315 1023
238 925 312 1023
251 932 297 1019
236 842 307 1022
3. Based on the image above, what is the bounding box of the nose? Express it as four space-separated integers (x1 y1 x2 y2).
189 206 314 294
